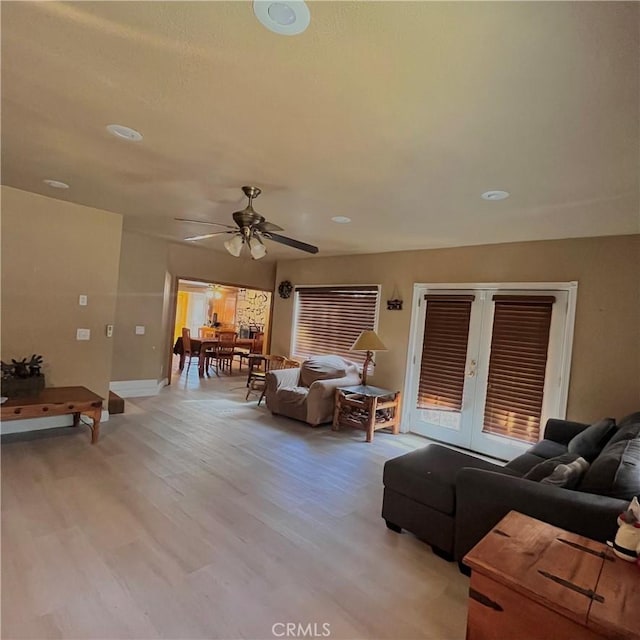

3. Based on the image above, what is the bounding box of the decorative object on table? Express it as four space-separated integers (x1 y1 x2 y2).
386 285 403 310
278 280 293 299
0 354 46 397
350 330 387 385
608 496 640 562
176 186 319 258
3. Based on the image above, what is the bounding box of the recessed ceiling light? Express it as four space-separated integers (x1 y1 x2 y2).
253 1 310 35
481 190 510 201
43 179 69 189
331 216 351 224
106 124 143 142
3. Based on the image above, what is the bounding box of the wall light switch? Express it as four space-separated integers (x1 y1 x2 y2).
106 324 114 338
76 328 91 341
135 325 145 335
79 295 88 306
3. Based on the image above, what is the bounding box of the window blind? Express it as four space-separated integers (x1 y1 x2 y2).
482 295 555 443
292 286 379 366
417 295 474 411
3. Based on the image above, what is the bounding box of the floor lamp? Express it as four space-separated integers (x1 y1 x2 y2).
350 330 387 386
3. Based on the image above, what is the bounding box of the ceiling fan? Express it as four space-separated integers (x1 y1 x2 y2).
176 186 319 259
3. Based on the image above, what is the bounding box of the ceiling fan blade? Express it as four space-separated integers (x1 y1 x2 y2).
264 232 319 254
175 217 237 230
184 231 233 241
256 220 284 233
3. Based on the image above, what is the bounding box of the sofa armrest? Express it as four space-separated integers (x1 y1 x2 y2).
308 374 362 400
455 468 627 562
267 367 301 390
543 418 590 445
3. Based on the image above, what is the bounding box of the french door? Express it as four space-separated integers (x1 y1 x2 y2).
406 285 575 460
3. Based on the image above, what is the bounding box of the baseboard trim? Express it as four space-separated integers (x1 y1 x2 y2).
110 378 168 398
1 409 109 435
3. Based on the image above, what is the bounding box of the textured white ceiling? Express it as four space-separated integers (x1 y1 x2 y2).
1 1 638 259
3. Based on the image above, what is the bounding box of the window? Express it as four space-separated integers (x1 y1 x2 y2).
482 295 555 443
417 295 474 411
292 285 380 366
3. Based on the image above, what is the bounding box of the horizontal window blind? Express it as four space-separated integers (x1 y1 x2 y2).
482 295 555 443
417 295 474 411
292 286 379 367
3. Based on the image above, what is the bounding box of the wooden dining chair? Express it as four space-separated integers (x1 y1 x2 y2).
237 331 265 371
246 356 300 404
181 328 201 371
214 331 237 375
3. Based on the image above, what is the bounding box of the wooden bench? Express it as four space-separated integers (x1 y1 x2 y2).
1 386 103 443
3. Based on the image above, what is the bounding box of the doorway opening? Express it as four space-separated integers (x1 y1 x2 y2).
171 278 272 377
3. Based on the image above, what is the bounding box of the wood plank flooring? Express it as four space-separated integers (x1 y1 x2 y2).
2 367 468 639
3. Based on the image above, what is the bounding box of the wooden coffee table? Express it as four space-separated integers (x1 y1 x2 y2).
1 386 104 444
464 511 640 640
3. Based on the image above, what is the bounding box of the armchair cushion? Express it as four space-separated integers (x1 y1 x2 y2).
299 355 355 387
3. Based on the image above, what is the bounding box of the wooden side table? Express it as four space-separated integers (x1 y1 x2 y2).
332 385 401 442
463 511 640 640
1 386 103 444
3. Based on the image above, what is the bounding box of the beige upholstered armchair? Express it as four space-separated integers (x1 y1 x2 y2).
265 355 361 426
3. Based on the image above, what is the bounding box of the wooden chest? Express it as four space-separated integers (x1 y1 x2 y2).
463 511 639 640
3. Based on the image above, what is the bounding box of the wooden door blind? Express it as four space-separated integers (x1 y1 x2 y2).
417 296 474 411
483 295 555 443
292 286 379 366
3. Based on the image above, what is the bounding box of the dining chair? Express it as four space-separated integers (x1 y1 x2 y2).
246 356 300 404
199 327 217 339
237 331 265 371
181 328 202 371
214 331 237 375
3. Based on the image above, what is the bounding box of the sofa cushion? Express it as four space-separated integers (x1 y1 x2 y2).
523 453 583 482
539 457 589 489
579 438 640 500
606 416 640 448
617 411 640 429
383 444 511 516
567 418 616 462
505 439 568 475
299 356 349 387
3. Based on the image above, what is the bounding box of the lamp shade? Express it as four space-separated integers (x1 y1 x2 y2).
249 236 267 260
224 234 244 257
350 330 387 352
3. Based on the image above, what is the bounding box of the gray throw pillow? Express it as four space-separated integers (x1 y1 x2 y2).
579 438 640 500
540 457 589 489
567 417 616 462
523 453 582 482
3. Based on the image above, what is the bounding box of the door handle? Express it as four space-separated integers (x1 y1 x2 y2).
466 359 477 377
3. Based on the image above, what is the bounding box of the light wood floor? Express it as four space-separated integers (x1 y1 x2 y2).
2 365 468 639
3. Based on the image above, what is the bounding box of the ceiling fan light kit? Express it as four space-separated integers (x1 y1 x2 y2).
178 185 319 259
224 234 244 257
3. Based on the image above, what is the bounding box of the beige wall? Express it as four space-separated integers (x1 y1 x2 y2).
111 232 169 383
1 186 122 399
271 235 640 423
168 242 276 292
111 231 277 382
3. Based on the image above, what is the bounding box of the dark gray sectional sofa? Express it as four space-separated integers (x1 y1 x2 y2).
382 412 640 565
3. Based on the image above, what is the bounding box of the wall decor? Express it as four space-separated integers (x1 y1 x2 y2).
236 289 270 331
278 280 293 299
386 285 403 310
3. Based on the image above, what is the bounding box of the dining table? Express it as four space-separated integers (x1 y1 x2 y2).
173 336 254 377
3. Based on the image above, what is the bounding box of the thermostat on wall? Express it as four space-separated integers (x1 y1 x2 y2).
135 325 145 335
